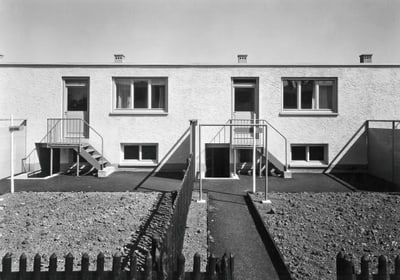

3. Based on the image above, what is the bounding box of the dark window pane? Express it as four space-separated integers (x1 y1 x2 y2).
142 146 157 160
292 146 306 160
301 80 314 109
234 87 255 111
283 80 297 109
116 79 131 109
67 86 88 111
309 146 325 161
319 81 333 109
124 145 139 160
134 81 148 108
151 85 165 109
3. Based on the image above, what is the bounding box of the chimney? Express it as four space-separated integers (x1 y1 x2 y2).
359 54 372 63
237 54 248 64
114 54 125 63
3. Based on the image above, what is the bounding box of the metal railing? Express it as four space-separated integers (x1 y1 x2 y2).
207 118 288 170
22 119 104 173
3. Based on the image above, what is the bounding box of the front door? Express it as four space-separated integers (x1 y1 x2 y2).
232 78 257 119
63 78 89 138
205 145 230 177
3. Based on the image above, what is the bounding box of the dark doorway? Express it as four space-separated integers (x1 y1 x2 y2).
206 146 230 177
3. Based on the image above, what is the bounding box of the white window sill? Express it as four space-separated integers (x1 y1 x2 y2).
110 110 168 116
280 111 338 117
119 161 158 167
290 161 328 168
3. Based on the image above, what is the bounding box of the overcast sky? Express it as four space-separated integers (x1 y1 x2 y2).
0 0 399 64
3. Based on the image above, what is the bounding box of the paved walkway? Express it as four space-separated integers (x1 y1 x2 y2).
0 171 182 195
202 173 351 280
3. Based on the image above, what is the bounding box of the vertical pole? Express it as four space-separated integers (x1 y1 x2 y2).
234 148 237 177
392 121 395 184
259 123 262 178
10 115 15 193
252 114 256 193
76 149 80 177
50 148 53 176
262 125 271 204
198 125 205 203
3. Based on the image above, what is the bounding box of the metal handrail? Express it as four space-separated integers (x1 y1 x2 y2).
229 118 288 170
22 118 105 172
21 119 62 172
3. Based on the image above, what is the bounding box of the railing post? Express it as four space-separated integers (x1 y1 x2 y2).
198 125 205 203
392 121 395 184
262 125 271 204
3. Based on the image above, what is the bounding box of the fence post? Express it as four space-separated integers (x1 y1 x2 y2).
176 254 185 280
377 255 389 280
145 252 152 280
96 253 105 280
65 253 74 280
221 253 229 280
229 253 235 280
359 255 370 280
19 253 27 280
81 253 89 280
160 252 168 280
129 252 138 280
193 253 201 280
394 256 400 280
112 253 121 280
49 253 57 280
337 252 355 280
2 253 12 280
33 253 41 280
208 254 217 280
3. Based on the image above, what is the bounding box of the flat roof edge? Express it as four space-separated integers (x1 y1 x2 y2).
1 63 400 68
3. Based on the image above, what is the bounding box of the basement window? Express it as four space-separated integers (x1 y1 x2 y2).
291 144 327 164
121 143 158 165
282 78 337 114
113 78 167 114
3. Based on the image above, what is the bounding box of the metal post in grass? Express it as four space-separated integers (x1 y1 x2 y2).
262 125 271 204
10 115 14 193
197 125 205 203
252 114 256 193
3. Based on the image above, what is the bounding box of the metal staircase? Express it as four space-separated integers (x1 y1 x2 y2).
206 117 289 177
23 118 113 177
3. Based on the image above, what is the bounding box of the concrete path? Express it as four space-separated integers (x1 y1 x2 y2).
207 186 282 279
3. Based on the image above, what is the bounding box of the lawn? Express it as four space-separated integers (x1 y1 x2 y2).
251 192 400 280
0 192 160 271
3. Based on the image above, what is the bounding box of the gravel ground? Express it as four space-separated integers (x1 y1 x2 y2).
182 191 208 272
0 192 160 271
251 192 400 280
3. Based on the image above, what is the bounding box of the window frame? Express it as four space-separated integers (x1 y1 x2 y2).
281 77 338 115
290 144 328 166
120 143 158 166
112 77 168 115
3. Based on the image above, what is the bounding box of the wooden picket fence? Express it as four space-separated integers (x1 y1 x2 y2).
1 250 234 280
337 252 400 280
155 155 195 274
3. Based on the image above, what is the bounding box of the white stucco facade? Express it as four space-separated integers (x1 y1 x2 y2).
1 64 399 175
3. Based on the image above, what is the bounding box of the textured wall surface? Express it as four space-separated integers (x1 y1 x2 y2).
1 65 399 171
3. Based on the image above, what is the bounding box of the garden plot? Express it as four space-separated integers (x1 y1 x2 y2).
0 192 160 271
251 192 400 280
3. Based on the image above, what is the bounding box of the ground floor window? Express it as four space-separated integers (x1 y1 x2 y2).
121 143 158 164
291 144 327 163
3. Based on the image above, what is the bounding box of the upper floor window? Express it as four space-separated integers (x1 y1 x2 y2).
282 78 337 113
113 78 167 113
